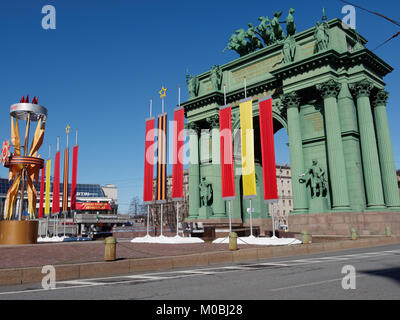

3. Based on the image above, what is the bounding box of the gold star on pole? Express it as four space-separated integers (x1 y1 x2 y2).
159 86 167 99
65 124 71 134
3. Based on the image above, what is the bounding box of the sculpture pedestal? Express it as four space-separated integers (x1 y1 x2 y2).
0 220 38 245
309 197 329 214
198 206 213 219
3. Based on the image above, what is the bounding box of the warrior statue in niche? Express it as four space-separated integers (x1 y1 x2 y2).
299 159 327 198
199 177 213 207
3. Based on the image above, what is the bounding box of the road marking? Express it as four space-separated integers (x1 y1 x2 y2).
315 257 351 261
222 266 253 270
255 263 289 267
124 275 168 280
289 259 325 264
177 270 216 275
270 274 366 292
58 280 102 286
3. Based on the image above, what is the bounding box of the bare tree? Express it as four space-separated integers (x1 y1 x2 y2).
128 196 146 217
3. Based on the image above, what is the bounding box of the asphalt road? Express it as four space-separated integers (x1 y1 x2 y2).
0 243 399 301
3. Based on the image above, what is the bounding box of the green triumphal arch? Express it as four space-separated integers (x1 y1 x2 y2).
182 9 400 236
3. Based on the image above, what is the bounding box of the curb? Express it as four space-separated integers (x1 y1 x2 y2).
1 236 399 286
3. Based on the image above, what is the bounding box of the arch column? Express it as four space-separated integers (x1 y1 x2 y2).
350 80 385 209
187 122 200 218
281 92 308 213
337 81 366 211
316 79 350 210
207 115 226 217
372 90 400 209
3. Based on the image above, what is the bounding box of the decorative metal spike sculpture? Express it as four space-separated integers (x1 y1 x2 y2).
3 96 47 220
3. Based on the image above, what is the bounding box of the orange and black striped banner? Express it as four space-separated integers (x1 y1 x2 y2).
156 113 167 203
52 151 61 214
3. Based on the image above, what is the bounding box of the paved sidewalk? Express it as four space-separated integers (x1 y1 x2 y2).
0 239 259 269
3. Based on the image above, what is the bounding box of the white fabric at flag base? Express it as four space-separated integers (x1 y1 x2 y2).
212 235 301 246
37 236 68 242
130 235 204 244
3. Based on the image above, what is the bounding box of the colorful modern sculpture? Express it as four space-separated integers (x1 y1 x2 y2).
0 96 47 244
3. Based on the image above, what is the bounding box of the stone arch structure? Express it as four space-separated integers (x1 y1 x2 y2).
182 17 400 235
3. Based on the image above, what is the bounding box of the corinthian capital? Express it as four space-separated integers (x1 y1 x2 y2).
372 89 390 107
349 80 374 98
186 122 200 134
281 92 300 109
316 79 341 99
206 115 220 129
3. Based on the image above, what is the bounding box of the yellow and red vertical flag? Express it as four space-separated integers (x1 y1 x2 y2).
239 98 257 198
156 113 167 203
172 107 184 200
219 104 235 200
259 97 278 201
70 144 79 210
143 117 155 204
39 163 45 218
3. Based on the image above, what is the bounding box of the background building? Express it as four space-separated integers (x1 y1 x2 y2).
0 178 118 218
269 164 293 229
150 170 189 228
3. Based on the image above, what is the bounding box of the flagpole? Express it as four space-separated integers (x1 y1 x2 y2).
176 202 179 236
228 200 232 233
223 84 233 234
146 98 152 238
160 204 163 236
56 134 59 240
63 125 70 239
249 199 253 237
161 93 163 236
243 77 254 237
64 129 67 238
160 87 166 237
176 86 182 237
146 205 150 237
46 144 51 237
266 200 277 238
55 132 59 237
244 76 247 99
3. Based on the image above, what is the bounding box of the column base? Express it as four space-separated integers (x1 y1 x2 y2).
198 206 213 219
331 205 351 212
387 206 400 212
212 214 227 218
366 205 387 211
291 208 309 215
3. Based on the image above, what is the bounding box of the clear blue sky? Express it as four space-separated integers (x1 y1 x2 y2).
0 0 399 213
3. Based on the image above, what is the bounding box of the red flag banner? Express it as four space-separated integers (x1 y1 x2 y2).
143 118 155 204
219 105 235 200
52 151 61 214
259 97 278 201
62 148 69 212
70 145 79 210
39 164 45 218
156 113 167 203
172 107 184 200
